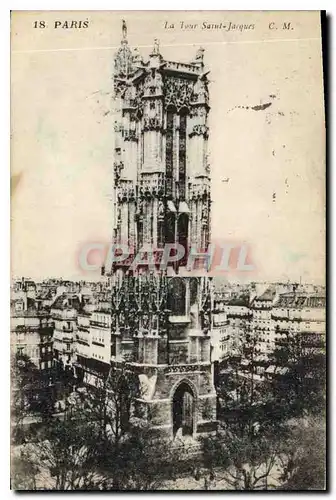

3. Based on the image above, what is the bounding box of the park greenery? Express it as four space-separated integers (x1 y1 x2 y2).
11 329 326 490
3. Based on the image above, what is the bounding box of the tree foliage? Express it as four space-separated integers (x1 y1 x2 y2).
201 422 284 490
12 363 183 490
11 353 55 443
267 330 326 419
207 323 326 491
277 416 326 490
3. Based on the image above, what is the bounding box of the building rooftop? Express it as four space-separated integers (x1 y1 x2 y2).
257 287 277 302
51 293 82 311
226 295 250 307
274 293 326 309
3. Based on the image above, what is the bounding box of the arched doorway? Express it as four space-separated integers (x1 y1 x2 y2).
172 381 195 437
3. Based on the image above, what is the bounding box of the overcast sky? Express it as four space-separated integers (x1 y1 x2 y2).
11 11 325 284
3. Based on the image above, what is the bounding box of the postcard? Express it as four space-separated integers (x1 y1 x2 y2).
11 11 326 490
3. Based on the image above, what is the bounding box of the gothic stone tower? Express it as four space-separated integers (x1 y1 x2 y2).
110 22 217 438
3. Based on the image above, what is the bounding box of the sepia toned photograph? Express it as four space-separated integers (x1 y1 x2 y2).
10 10 326 490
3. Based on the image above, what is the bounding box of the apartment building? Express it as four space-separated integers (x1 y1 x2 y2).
11 297 54 372
51 294 81 367
213 285 326 369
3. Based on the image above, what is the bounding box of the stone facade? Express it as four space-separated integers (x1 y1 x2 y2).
109 23 217 438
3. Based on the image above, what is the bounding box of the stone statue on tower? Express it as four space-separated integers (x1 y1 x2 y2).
152 38 160 55
122 19 127 40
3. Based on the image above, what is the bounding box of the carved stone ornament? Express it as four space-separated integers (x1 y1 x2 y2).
123 129 138 141
114 79 128 98
189 124 209 138
190 183 210 200
152 38 160 56
113 161 124 185
164 77 194 111
201 203 209 224
193 75 209 104
143 116 162 131
164 364 208 373
132 47 143 65
129 81 144 112
114 42 134 78
139 173 165 199
158 200 165 219
195 47 205 62
117 181 135 202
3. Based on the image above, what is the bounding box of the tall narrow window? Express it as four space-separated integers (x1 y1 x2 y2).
179 111 187 200
165 109 174 197
168 277 186 316
178 213 189 267
141 132 144 166
165 212 175 245
158 216 164 248
144 200 151 244
137 218 143 248
189 278 198 307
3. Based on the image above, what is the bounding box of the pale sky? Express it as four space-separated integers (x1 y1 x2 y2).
11 11 325 284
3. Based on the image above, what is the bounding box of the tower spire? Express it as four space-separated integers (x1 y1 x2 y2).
114 20 133 77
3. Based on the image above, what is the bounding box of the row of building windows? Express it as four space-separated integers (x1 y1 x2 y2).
17 346 39 358
41 360 52 369
41 345 52 353
92 352 106 361
92 336 105 345
91 314 111 327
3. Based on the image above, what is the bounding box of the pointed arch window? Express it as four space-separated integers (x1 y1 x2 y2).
178 213 189 267
178 110 187 200
165 108 175 198
158 218 165 249
165 212 176 246
189 277 198 307
167 277 186 316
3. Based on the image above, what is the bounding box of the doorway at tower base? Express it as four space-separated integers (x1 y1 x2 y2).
132 370 218 440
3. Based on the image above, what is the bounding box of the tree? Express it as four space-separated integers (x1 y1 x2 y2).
202 323 326 492
200 414 326 491
13 362 141 490
11 450 40 490
78 363 139 447
11 351 58 445
16 405 103 490
11 353 46 442
14 385 187 490
216 323 270 437
268 329 326 420
77 365 184 490
277 416 326 490
201 423 284 490
115 424 190 490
